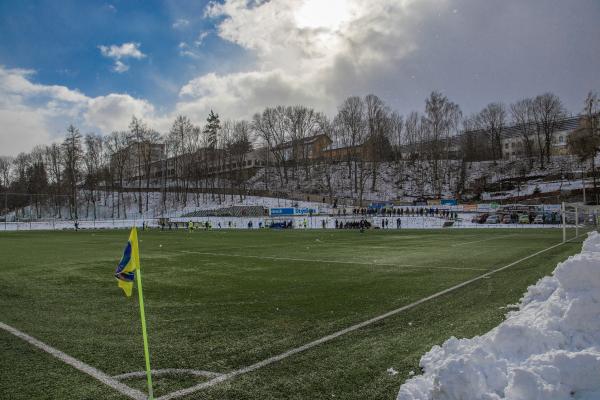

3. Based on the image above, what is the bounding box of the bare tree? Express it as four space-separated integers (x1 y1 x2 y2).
460 115 480 162
423 91 462 197
105 131 129 218
0 156 12 218
44 144 64 217
334 96 367 193
19 146 49 218
532 93 566 167
140 129 162 212
403 111 421 161
62 125 83 219
83 134 104 219
0 156 12 190
223 120 253 200
128 116 147 214
390 112 404 160
317 116 337 202
7 153 31 217
253 106 291 186
510 98 536 168
364 94 393 192
474 102 506 163
569 92 600 203
168 115 196 204
286 105 325 182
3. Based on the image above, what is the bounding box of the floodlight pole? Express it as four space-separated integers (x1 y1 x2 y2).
562 201 566 243
582 169 586 204
575 207 579 237
2 195 6 230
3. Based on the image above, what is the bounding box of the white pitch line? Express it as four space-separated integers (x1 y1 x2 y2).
451 234 517 247
158 235 585 400
114 369 222 380
179 251 486 271
0 321 147 400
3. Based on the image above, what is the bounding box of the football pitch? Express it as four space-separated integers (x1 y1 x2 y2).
0 228 590 400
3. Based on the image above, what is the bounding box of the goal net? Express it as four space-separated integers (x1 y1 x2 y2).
562 202 600 242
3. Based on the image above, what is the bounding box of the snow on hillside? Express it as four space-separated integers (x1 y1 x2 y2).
2 190 326 222
481 179 590 201
397 231 600 400
246 155 586 203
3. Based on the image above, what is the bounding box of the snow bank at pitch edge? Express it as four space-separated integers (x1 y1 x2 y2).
397 231 600 400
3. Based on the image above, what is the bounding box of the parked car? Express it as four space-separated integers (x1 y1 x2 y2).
501 214 512 224
472 213 489 224
544 212 560 224
518 214 530 224
533 215 544 224
486 214 500 224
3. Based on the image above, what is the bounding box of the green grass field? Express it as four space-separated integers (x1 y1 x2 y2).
0 228 589 400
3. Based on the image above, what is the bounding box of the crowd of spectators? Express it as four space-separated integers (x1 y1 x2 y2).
333 207 458 219
334 219 372 230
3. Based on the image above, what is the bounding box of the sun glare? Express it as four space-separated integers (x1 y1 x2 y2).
295 0 351 30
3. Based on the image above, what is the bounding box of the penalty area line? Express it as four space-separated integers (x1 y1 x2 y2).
0 322 147 400
178 251 486 271
158 234 586 400
451 233 518 247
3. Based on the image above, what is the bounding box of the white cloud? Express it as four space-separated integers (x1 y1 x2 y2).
171 0 439 119
172 18 190 29
98 42 146 73
3 0 596 156
113 60 129 73
99 42 146 59
85 94 157 133
0 107 52 156
0 67 88 103
194 31 210 47
193 0 600 119
178 41 204 59
178 70 327 119
0 66 164 156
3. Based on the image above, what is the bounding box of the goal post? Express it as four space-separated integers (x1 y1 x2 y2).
562 202 600 242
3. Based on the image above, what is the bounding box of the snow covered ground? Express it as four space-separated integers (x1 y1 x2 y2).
0 214 565 231
482 179 592 201
1 191 326 222
397 231 600 400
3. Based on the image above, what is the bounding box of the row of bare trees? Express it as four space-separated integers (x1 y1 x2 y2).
0 110 252 218
1 90 598 218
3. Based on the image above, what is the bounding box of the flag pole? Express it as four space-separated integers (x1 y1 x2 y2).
136 267 154 399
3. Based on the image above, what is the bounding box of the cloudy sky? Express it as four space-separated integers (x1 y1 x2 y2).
0 0 599 156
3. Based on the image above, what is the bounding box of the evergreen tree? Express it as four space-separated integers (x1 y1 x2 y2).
204 110 221 149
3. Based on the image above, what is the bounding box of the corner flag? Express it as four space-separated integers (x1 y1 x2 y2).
114 227 154 399
115 227 140 297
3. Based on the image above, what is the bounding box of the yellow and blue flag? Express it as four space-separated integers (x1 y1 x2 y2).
115 227 140 297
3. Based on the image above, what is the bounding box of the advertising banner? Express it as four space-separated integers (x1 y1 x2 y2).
541 204 562 212
463 204 478 212
270 208 295 216
294 208 317 215
270 207 318 216
441 199 458 206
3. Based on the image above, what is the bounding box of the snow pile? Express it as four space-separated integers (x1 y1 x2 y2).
397 231 600 400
